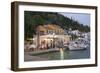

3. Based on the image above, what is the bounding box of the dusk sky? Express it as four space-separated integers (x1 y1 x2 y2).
59 12 90 26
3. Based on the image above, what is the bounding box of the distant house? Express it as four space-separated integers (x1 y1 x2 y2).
70 30 82 36
82 32 90 39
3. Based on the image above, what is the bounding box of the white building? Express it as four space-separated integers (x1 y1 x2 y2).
70 30 81 36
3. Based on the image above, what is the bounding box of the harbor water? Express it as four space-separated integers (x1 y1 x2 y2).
31 46 90 60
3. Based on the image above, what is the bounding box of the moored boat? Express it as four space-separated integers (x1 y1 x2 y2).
68 41 87 50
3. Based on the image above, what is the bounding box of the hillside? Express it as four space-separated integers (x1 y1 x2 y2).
24 11 90 38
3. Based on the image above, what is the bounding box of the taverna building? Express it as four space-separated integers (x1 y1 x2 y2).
30 24 71 51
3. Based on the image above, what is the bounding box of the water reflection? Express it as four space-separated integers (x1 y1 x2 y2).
60 48 64 60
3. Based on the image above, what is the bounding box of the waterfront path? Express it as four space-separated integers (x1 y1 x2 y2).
24 48 66 61
24 48 61 61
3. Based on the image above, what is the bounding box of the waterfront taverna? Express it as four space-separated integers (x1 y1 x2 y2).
29 24 71 51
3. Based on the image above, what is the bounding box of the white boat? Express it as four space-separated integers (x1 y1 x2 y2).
68 41 86 51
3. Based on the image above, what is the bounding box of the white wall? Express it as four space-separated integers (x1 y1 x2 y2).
0 0 99 73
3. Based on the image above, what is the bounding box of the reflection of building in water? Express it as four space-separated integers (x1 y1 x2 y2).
35 24 71 50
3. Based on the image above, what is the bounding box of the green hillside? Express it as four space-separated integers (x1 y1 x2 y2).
24 11 90 39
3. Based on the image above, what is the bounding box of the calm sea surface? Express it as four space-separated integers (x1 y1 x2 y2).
32 46 90 60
